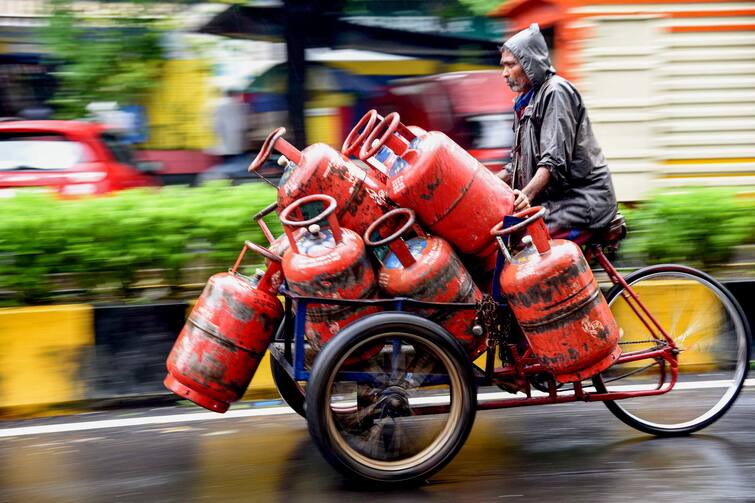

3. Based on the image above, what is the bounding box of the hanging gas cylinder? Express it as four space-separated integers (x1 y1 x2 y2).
342 109 427 185
365 208 486 358
358 112 514 273
164 241 284 413
279 194 379 352
248 127 387 237
491 207 621 383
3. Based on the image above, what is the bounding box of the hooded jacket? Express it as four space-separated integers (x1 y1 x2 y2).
504 24 617 230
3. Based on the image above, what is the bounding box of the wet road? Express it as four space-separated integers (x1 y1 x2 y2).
2 389 754 502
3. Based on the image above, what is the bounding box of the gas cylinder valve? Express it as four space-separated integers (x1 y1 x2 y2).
279 194 379 354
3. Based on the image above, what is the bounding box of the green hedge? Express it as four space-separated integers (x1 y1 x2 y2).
620 188 755 267
0 184 752 306
0 183 281 305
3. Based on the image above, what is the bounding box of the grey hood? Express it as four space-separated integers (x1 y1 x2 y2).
503 23 556 87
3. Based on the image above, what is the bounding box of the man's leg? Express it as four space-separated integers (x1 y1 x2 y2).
547 227 593 245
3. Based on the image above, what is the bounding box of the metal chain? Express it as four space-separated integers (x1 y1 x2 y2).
474 294 501 339
618 339 668 346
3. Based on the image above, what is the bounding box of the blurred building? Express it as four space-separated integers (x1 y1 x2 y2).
0 1 262 177
491 0 755 201
244 49 494 149
0 0 48 117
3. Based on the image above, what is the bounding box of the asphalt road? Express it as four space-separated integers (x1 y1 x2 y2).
2 388 754 503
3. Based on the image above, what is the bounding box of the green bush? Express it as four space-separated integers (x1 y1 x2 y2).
1 184 751 306
0 183 281 305
621 188 755 268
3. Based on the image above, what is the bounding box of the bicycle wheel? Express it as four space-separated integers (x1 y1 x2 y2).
306 312 476 486
593 264 750 436
270 320 306 418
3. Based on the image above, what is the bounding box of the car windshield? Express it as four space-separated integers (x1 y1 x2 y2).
99 133 137 166
0 133 87 170
464 114 515 149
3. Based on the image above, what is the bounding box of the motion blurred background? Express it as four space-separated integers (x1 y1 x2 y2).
0 0 753 414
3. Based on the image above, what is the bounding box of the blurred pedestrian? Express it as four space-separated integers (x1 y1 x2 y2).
498 23 617 243
213 89 249 161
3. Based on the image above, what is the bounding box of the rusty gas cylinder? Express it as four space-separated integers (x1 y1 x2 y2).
164 242 284 413
492 207 621 383
365 208 486 358
342 109 427 185
248 127 387 236
280 194 379 352
359 112 515 266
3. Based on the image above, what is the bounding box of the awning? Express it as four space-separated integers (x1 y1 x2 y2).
199 4 503 65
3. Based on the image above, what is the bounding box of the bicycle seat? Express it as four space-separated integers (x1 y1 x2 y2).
585 213 627 251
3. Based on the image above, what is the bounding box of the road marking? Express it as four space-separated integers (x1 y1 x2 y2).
1 378 752 439
201 429 239 437
0 407 294 438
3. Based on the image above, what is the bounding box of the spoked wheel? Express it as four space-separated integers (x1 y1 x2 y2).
593 265 750 436
306 313 476 486
270 320 306 418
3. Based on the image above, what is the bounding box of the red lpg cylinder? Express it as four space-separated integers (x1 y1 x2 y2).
280 194 380 351
359 112 514 274
248 127 387 236
164 242 284 413
492 207 621 383
365 209 486 358
342 109 427 185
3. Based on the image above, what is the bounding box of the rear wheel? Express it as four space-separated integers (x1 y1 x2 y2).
270 320 306 418
593 265 750 436
306 313 476 486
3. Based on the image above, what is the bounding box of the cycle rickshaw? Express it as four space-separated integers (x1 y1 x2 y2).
260 201 751 486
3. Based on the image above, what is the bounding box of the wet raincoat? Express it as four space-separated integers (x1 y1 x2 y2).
504 24 617 230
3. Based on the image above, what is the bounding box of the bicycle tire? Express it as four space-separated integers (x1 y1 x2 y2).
593 264 750 436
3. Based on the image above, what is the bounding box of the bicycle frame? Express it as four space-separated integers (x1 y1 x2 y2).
268 243 680 412
480 243 680 409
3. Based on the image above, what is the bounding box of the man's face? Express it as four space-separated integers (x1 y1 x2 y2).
500 50 531 93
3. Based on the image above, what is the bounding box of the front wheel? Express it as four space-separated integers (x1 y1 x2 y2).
593 265 750 436
306 313 476 486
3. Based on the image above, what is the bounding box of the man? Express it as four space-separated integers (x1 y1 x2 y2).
499 24 617 242
213 89 249 161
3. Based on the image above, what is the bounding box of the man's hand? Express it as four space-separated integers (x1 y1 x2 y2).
513 189 530 211
513 166 550 212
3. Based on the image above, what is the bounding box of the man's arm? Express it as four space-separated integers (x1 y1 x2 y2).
513 166 550 211
512 82 581 211
497 163 513 184
538 82 580 185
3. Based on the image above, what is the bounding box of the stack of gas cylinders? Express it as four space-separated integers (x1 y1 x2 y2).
164 109 620 412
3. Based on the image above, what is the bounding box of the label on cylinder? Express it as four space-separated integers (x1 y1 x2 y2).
391 175 406 195
384 238 428 270
389 158 409 177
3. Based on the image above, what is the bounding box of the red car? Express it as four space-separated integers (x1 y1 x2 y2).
0 120 160 197
370 70 516 173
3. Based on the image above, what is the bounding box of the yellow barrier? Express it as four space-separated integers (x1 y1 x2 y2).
0 275 734 415
247 353 275 394
0 305 93 409
610 279 720 367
